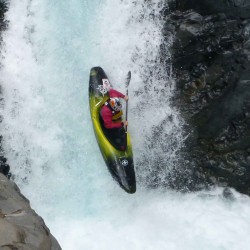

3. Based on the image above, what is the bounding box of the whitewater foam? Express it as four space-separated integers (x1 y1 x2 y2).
1 1 250 250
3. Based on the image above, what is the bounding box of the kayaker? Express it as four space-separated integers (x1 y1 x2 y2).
101 89 128 129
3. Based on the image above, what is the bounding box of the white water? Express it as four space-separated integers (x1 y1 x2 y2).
1 0 250 249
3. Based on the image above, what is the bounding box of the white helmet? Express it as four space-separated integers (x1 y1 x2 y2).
109 97 122 111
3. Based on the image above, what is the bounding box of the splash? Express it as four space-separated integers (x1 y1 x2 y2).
1 1 249 250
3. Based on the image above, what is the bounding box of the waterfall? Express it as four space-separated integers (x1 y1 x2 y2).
1 1 250 249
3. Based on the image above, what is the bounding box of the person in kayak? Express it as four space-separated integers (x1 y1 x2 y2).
101 89 128 129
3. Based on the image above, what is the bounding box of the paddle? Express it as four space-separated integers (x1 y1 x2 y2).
125 71 131 133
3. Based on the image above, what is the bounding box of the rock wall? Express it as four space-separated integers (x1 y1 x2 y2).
176 0 250 19
165 0 250 194
0 174 61 250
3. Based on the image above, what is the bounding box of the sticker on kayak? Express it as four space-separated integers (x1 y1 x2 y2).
97 79 111 96
121 159 129 167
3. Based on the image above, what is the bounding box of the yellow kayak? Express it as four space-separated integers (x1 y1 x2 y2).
89 67 136 193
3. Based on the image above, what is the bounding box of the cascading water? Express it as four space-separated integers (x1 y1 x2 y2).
1 0 250 249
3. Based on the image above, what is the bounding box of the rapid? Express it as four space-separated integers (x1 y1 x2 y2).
1 0 250 249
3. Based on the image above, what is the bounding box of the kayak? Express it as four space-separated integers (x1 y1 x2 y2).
89 66 136 193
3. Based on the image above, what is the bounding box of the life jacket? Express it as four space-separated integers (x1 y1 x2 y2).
105 100 123 121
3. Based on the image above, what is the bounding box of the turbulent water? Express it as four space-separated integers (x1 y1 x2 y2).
1 0 250 249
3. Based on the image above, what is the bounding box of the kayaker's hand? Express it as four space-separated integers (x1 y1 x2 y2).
124 95 129 101
123 121 128 126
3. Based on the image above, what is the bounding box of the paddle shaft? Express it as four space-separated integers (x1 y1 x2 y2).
125 71 131 133
125 88 129 133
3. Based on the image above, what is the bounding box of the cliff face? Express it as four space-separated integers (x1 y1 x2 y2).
0 174 61 250
165 0 250 194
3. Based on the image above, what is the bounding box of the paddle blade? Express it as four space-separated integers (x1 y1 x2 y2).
125 71 131 88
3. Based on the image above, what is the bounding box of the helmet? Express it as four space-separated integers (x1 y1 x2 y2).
102 79 111 90
109 97 122 111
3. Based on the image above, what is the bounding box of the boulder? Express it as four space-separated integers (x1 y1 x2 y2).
0 174 61 250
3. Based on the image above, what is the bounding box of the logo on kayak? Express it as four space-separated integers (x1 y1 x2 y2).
97 79 111 96
90 69 97 76
121 159 129 166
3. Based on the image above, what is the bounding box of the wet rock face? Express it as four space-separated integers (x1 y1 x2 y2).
0 136 10 178
166 1 250 194
0 0 8 31
176 0 250 19
0 174 62 250
0 155 10 176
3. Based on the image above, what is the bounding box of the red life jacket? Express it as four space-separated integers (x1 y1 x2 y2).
101 100 123 129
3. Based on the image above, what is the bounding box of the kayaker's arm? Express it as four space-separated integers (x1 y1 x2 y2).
109 89 125 99
123 121 128 126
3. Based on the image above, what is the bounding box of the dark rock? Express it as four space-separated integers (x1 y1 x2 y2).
176 0 250 19
0 163 9 176
223 187 235 200
166 2 250 195
0 0 8 31
0 137 10 178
